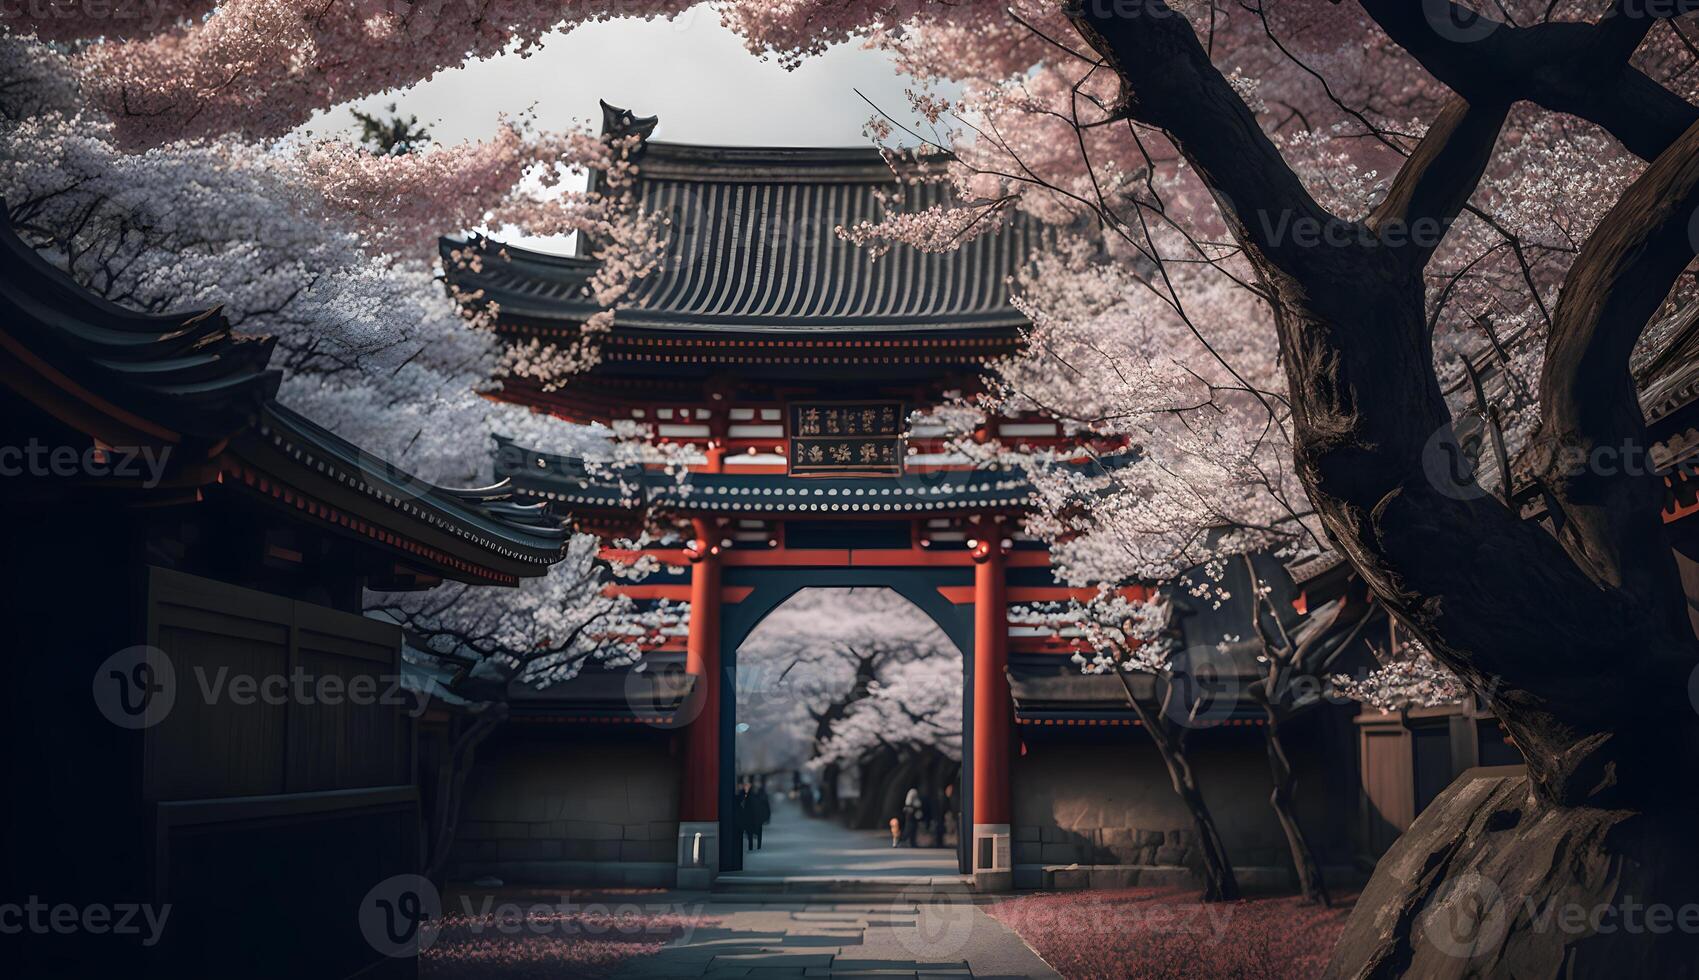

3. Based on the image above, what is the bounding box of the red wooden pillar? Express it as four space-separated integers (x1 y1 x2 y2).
681 525 721 822
677 440 725 888
970 531 1013 890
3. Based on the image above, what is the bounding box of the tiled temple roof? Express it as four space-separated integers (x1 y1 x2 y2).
0 211 281 438
441 139 1037 336
247 403 571 569
0 210 568 582
1639 303 1699 429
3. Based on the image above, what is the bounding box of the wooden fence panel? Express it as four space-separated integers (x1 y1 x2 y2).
146 571 293 801
145 566 411 801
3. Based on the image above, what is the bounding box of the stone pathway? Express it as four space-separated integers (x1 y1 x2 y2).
613 894 1061 980
725 795 960 880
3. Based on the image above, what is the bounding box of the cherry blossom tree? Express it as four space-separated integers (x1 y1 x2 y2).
810 655 964 774
736 588 959 818
0 37 632 470
811 652 964 832
1236 559 1377 906
367 535 680 881
1017 588 1248 901
1329 624 1470 714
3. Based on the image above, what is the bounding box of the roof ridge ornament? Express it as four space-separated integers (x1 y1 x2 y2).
599 100 659 149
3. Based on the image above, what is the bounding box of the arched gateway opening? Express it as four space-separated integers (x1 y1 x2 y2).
669 532 1019 889
724 587 964 880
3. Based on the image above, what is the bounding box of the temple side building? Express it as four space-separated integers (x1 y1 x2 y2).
0 215 568 979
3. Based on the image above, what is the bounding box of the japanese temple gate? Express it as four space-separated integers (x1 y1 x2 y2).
446 104 1114 889
491 438 1043 887
692 530 1016 886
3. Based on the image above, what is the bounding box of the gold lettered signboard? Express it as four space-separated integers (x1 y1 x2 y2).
788 401 905 476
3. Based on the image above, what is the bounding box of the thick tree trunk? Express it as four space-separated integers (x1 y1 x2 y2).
849 748 899 829
818 761 841 816
1066 4 1699 970
1117 670 1240 902
877 751 927 833
1070 0 1699 809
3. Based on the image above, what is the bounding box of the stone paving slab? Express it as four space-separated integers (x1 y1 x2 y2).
612 896 1058 980
713 953 837 967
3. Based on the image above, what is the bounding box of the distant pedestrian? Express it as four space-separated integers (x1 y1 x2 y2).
750 777 771 849
902 786 923 847
737 779 760 852
931 783 952 848
889 816 902 847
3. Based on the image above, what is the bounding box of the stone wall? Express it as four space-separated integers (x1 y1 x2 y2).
448 728 680 887
1010 706 1359 889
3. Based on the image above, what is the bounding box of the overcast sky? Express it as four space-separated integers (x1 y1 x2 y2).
300 7 939 252
304 8 930 148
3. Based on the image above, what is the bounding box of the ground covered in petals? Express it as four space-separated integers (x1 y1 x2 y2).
988 887 1353 980
421 890 716 980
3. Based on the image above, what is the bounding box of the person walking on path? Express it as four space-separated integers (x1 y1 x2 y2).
931 782 953 848
901 786 924 847
750 777 771 850
737 779 759 852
